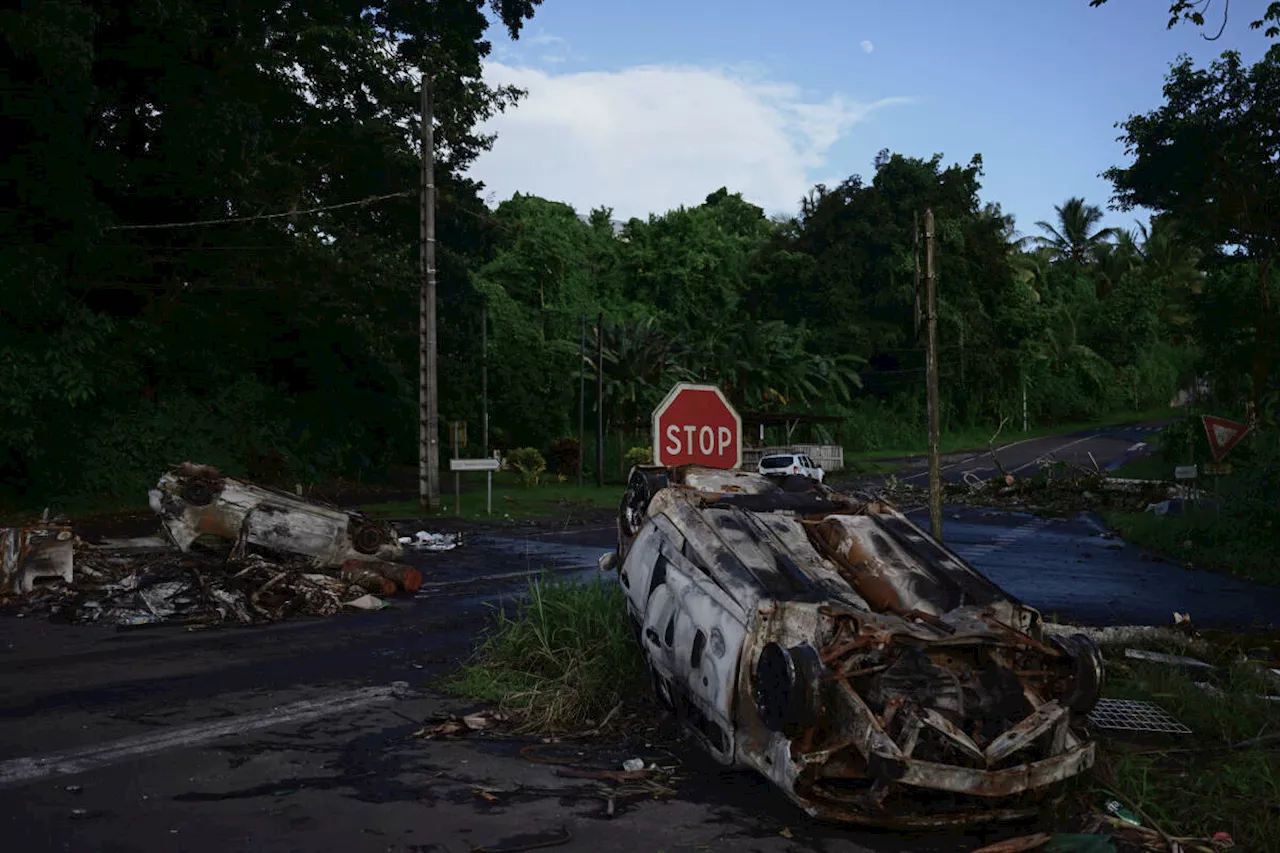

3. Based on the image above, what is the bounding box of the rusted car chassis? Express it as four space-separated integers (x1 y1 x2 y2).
609 465 1104 827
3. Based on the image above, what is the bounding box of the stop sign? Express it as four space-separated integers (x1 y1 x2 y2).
651 383 742 469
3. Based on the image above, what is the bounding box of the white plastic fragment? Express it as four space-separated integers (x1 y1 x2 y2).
622 758 645 772
342 594 389 611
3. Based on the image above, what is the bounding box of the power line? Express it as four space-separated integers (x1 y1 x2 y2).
103 191 413 231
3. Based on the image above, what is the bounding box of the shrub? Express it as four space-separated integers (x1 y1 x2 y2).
546 437 581 477
506 447 546 487
623 445 653 469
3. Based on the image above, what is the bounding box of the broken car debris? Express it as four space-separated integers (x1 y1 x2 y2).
2 463 448 627
604 465 1107 827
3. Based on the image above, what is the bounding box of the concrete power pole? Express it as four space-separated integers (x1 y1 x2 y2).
924 209 942 541
481 302 489 457
578 315 586 487
419 74 440 511
596 313 604 488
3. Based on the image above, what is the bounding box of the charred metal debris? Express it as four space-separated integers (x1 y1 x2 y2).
605 465 1106 827
2 463 434 626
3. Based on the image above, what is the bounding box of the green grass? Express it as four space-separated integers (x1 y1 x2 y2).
442 573 645 732
1080 640 1280 851
358 472 623 521
844 406 1176 462
1108 455 1177 480
1106 508 1280 587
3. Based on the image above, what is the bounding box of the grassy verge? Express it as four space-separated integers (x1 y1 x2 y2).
844 406 1175 462
1080 638 1280 850
1106 509 1280 587
442 574 644 732
358 476 622 521
1108 456 1175 480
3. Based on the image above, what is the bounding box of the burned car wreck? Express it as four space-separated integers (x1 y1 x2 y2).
606 465 1104 826
149 463 402 567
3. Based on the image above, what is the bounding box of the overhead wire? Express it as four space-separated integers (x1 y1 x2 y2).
103 190 414 231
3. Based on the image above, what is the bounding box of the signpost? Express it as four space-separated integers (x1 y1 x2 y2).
1200 415 1250 515
449 456 501 516
651 383 742 469
1174 463 1198 505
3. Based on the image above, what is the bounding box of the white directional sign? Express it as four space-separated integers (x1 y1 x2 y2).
450 458 501 472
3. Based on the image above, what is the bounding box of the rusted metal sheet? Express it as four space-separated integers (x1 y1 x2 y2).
1 525 75 594
609 464 1104 826
148 463 401 568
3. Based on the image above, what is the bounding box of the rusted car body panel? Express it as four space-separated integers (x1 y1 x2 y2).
1 525 74 594
612 465 1103 826
148 463 402 568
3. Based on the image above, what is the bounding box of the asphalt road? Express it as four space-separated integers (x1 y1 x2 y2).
3 417 1270 852
874 420 1172 486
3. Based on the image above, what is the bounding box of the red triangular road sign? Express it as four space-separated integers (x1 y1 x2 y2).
1202 415 1250 463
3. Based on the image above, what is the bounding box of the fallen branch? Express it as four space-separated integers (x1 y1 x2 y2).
988 416 1012 480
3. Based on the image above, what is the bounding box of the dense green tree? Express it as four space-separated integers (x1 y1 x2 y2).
0 0 545 502
1106 49 1280 414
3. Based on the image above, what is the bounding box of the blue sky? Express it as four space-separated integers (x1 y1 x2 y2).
468 0 1269 238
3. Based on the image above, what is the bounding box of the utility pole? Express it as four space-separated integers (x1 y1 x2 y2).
578 315 586 486
924 208 942 542
481 302 489 457
419 73 440 511
596 313 604 488
1022 373 1029 434
913 211 921 341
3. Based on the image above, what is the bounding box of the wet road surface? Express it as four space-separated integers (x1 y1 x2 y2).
906 507 1280 630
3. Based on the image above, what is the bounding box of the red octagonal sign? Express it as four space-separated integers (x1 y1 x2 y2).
651 383 742 469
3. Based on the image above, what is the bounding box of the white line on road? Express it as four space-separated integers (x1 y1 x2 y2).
902 434 1051 482
1010 436 1096 475
0 685 399 788
1127 442 1147 452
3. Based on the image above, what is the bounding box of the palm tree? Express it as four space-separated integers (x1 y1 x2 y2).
1033 197 1117 266
1091 229 1142 300
1137 217 1203 340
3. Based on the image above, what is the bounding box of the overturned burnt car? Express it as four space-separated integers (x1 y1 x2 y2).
149 463 402 568
603 465 1104 826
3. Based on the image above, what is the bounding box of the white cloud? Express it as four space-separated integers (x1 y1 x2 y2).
527 32 565 46
860 40 874 54
468 62 909 219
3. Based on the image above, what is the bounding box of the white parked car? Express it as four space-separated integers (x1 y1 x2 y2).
757 451 824 483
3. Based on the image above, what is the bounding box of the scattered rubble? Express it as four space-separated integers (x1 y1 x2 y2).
413 710 507 739
1 463 458 628
874 466 1183 516
399 530 461 551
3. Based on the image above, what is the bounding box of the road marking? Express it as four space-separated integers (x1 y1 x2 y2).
1127 442 1147 452
902 433 1062 482
0 685 398 788
1010 436 1095 475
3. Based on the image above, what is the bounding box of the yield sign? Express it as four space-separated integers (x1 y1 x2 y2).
1202 415 1250 463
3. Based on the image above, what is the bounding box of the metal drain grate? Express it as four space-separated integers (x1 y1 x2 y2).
1087 699 1192 734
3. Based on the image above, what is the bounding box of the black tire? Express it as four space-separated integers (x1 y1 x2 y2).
181 479 216 506
350 523 384 555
